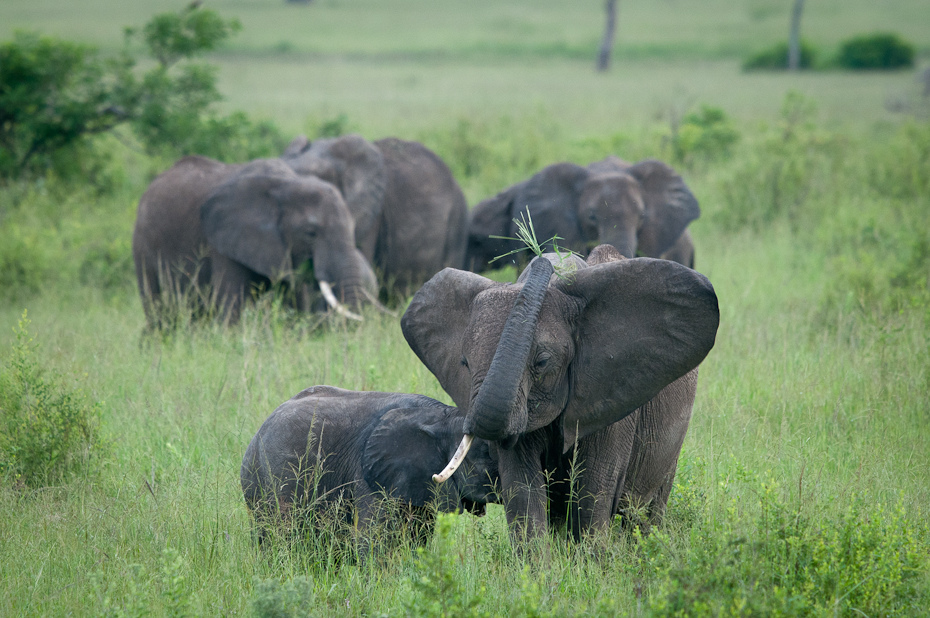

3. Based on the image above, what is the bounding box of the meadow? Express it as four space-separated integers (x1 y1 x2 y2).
1 1 929 615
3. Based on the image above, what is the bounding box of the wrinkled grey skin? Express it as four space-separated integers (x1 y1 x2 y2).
466 156 699 272
132 156 378 325
402 245 719 542
241 386 498 548
282 134 469 295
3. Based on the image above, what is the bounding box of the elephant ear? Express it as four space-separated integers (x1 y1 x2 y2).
402 268 497 408
200 164 291 279
282 135 309 158
467 184 522 270
362 406 462 507
555 256 719 450
627 160 700 257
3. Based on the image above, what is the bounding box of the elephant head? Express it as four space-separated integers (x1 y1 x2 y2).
200 158 378 311
281 134 387 258
467 158 699 271
401 248 718 535
362 406 498 515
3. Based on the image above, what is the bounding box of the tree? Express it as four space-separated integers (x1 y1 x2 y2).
0 5 282 182
596 0 618 72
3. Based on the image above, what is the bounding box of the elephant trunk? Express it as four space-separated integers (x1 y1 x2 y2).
601 228 639 260
464 257 554 442
313 243 378 315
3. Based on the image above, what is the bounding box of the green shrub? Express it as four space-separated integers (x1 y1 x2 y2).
405 513 485 617
252 576 317 618
667 104 740 166
0 6 285 184
743 40 816 71
715 91 846 231
0 312 103 486
640 472 930 615
837 33 914 70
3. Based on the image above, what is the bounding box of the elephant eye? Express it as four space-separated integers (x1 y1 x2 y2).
461 356 469 369
534 354 550 369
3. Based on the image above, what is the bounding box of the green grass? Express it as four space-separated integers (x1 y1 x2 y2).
1 1 929 615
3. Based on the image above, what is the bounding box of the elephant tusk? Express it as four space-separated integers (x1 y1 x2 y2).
318 281 364 322
360 288 398 317
432 434 475 483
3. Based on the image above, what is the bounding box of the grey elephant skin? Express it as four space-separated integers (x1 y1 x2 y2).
240 386 497 547
133 156 378 325
402 245 719 542
466 156 699 272
281 134 469 295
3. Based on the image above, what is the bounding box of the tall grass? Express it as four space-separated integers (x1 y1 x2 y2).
0 107 927 613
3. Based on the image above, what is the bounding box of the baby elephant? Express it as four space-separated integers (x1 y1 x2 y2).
241 386 498 548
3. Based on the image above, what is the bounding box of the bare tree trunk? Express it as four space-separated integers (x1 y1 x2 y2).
788 0 805 71
596 0 618 72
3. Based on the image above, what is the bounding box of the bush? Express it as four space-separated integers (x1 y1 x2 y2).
0 312 103 486
743 40 816 71
640 472 930 615
837 33 914 70
715 91 846 231
667 104 740 166
0 6 286 184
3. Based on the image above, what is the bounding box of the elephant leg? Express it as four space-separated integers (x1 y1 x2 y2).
496 438 550 543
561 415 637 540
210 252 261 324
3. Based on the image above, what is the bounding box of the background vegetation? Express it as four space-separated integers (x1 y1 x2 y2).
0 1 928 615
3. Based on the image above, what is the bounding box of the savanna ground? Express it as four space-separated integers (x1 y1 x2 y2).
1 1 929 615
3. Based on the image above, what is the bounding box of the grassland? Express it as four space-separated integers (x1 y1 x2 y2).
1 1 929 615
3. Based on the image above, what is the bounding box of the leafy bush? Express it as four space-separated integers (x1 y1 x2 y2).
0 312 103 486
743 40 816 70
640 473 930 615
715 91 846 230
405 513 485 617
0 32 129 181
252 576 317 618
667 104 740 165
837 33 914 70
0 5 286 184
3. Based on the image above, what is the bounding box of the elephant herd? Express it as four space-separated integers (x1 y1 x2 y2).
131 134 719 553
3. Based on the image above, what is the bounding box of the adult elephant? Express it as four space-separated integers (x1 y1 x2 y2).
466 156 699 272
401 245 719 542
281 134 468 295
133 156 377 326
241 386 498 548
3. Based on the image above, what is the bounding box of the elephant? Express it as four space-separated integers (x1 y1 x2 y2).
240 386 498 550
132 156 378 325
402 245 719 543
281 134 469 296
466 156 699 273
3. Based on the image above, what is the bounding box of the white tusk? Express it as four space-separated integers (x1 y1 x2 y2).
432 434 475 483
318 281 363 321
360 288 398 317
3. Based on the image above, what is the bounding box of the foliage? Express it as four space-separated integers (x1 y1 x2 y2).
0 6 285 184
0 312 102 486
0 32 130 181
667 104 741 166
742 40 817 70
641 472 929 615
406 513 486 617
252 576 317 618
715 91 846 230
836 32 915 70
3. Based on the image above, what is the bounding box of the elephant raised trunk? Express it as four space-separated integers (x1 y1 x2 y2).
464 258 554 442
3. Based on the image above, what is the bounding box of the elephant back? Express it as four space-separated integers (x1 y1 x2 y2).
374 138 469 288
